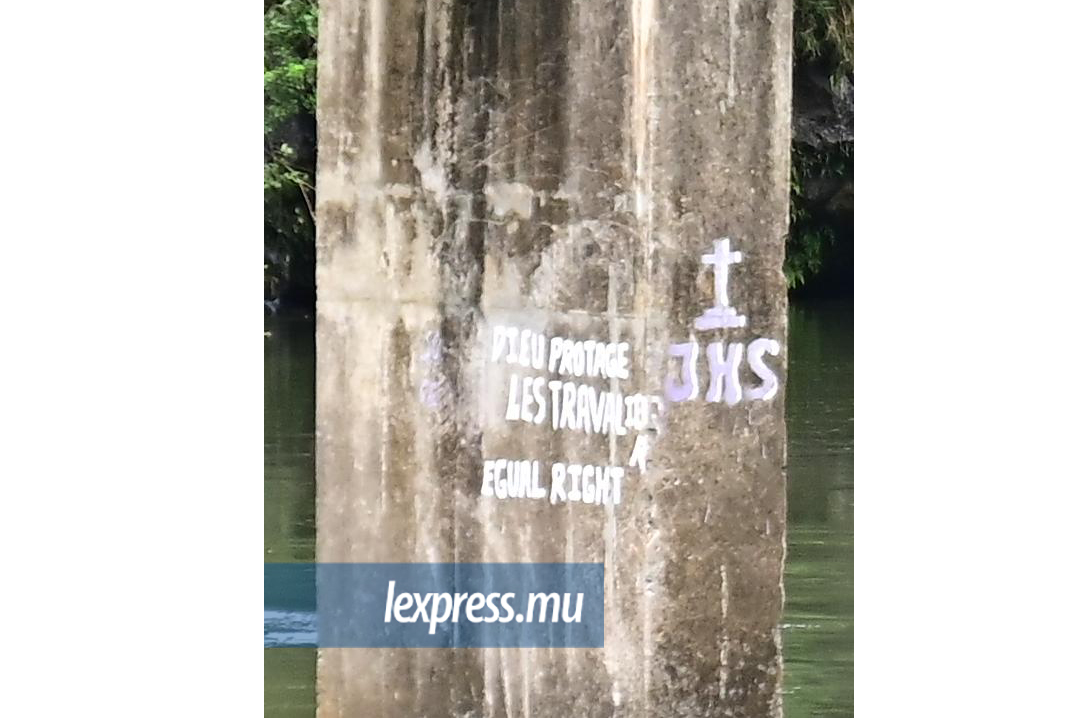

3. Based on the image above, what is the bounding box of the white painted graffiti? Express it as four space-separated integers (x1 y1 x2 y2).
476 238 783 509
665 239 782 406
694 238 746 330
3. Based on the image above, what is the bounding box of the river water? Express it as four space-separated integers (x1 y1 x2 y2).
264 300 853 717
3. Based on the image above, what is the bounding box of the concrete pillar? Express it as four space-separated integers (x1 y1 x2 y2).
315 0 792 715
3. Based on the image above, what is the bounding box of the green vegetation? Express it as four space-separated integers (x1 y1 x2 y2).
788 140 853 288
262 0 853 304
265 0 317 307
794 0 854 77
787 0 854 292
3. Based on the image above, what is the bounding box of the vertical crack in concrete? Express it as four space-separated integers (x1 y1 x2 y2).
631 4 661 715
365 0 385 183
630 0 656 222
604 260 622 712
719 562 731 701
726 0 738 109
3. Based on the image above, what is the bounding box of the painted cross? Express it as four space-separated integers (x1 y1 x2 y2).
694 238 746 330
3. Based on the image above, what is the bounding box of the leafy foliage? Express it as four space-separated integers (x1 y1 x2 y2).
265 0 318 304
265 0 317 130
793 0 854 81
786 0 854 290
787 141 852 288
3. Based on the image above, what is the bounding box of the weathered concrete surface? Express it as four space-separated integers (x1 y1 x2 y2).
315 0 792 715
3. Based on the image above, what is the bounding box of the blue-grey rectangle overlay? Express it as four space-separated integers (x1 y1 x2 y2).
265 563 604 648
